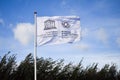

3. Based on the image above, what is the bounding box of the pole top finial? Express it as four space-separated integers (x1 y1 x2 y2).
34 11 37 14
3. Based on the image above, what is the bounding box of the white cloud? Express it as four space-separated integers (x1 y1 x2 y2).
0 18 4 25
95 28 108 44
83 54 120 69
81 28 89 37
80 27 109 46
116 37 120 47
75 43 90 51
13 23 34 45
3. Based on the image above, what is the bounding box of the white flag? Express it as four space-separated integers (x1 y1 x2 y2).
37 16 81 46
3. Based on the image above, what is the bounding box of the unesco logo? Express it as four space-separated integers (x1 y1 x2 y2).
62 21 70 28
44 20 56 30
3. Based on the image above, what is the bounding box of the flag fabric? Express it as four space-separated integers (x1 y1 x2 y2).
37 16 81 46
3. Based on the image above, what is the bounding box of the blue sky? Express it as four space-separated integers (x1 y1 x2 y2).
0 0 120 69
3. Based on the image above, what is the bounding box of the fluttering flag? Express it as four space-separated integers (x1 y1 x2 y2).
37 16 81 46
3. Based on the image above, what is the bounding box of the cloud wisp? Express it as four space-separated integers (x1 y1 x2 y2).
95 28 108 44
74 43 90 51
0 18 4 25
116 37 120 47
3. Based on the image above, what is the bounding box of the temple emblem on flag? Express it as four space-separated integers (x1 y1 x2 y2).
44 20 56 30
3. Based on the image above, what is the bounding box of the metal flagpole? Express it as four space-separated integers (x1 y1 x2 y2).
34 12 37 80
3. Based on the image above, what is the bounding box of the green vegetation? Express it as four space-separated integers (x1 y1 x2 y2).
0 52 120 80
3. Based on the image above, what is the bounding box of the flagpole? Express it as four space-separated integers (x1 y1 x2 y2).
34 11 37 80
